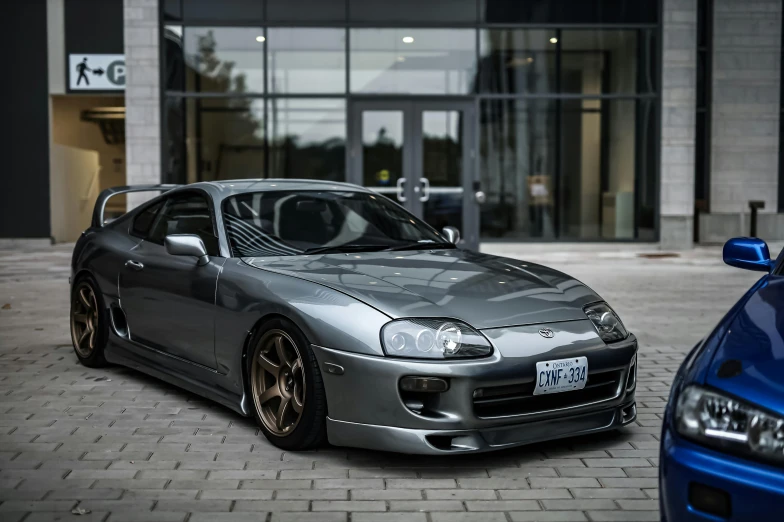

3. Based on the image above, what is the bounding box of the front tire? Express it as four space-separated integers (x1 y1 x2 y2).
70 276 109 368
247 318 327 450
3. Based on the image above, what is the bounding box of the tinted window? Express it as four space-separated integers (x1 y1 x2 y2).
183 27 265 94
131 201 164 238
148 193 219 255
267 0 346 22
350 29 476 95
223 191 449 257
349 0 476 23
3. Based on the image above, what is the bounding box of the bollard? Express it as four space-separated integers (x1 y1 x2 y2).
749 200 765 238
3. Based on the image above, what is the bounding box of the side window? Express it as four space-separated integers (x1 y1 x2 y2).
147 193 220 256
130 201 163 238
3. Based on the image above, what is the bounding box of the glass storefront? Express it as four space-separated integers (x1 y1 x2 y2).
162 0 659 244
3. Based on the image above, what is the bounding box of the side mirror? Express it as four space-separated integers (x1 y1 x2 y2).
165 234 209 266
442 226 460 245
723 237 773 272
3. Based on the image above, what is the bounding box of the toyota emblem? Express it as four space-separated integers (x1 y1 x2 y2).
539 328 554 338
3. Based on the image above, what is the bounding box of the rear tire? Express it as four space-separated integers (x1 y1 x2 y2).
247 317 327 450
70 276 109 368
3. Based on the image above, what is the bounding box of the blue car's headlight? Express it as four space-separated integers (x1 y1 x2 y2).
584 302 628 343
381 319 492 359
676 385 784 465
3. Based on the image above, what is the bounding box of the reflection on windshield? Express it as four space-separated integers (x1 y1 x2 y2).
223 190 450 257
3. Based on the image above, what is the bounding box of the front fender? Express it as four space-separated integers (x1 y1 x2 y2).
213 258 391 387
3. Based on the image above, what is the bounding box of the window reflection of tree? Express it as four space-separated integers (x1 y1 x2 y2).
189 30 264 182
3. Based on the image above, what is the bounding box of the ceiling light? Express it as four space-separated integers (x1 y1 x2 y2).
256 36 266 43
402 36 414 44
396 56 406 62
549 37 558 44
526 56 534 63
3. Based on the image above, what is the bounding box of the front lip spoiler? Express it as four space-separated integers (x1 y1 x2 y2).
326 400 636 455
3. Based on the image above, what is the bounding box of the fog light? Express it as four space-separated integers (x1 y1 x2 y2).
399 376 448 393
689 482 731 518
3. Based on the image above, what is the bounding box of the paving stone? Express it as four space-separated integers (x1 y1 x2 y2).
189 515 270 522
270 514 346 522
354 515 428 522
312 500 387 511
465 500 541 511
389 500 465 511
571 488 647 499
351 489 423 500
509 512 588 522
425 488 496 500
431 515 507 522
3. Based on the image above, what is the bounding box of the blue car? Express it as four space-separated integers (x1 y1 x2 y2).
660 237 784 521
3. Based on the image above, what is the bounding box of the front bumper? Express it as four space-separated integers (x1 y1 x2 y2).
660 429 784 521
311 320 637 454
327 400 636 454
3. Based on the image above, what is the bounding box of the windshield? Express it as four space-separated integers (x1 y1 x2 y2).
223 190 452 257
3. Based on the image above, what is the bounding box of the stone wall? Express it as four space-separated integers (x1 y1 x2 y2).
703 0 782 241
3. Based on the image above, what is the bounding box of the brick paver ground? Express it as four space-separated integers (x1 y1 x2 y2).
0 242 763 522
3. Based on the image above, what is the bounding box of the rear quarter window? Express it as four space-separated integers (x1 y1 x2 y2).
130 201 163 238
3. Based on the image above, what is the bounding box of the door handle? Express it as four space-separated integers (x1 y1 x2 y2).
420 178 430 202
396 178 407 202
125 260 144 271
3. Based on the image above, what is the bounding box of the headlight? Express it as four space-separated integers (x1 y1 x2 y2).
584 302 628 343
676 385 784 465
381 319 492 359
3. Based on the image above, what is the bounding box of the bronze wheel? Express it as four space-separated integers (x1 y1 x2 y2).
71 281 100 358
251 329 306 436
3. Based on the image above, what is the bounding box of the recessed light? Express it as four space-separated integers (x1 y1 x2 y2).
396 56 406 62
256 36 266 43
402 36 414 44
526 56 534 63
549 37 558 44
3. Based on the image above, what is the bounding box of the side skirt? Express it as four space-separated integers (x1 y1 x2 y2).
104 335 250 417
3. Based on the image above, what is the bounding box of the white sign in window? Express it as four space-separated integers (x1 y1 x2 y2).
69 54 126 91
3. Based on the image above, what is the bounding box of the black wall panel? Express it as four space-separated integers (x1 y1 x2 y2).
65 0 124 55
0 0 51 238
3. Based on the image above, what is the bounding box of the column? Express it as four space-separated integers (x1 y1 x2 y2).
123 0 161 210
660 0 697 250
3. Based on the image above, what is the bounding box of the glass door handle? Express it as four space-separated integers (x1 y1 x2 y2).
420 178 430 202
396 178 407 202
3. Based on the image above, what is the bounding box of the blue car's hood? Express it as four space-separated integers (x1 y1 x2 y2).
705 276 784 418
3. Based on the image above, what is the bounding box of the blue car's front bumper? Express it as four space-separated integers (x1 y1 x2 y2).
660 429 784 521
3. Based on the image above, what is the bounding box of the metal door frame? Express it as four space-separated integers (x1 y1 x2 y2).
348 99 478 249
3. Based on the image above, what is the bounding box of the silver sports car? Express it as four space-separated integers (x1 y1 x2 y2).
70 180 637 454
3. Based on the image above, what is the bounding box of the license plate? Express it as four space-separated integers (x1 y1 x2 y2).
533 356 588 395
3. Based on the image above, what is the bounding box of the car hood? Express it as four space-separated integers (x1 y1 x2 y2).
705 276 784 418
242 249 602 329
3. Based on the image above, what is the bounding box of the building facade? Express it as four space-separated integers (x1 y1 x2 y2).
3 0 783 250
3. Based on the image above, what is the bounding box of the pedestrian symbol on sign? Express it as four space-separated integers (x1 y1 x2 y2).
76 58 91 86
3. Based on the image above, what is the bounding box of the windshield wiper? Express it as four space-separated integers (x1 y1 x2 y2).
384 242 456 252
302 244 391 255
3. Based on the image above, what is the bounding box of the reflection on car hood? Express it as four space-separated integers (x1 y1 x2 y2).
706 276 784 418
242 249 601 329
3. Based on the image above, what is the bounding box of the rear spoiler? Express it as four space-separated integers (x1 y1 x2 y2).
92 184 181 227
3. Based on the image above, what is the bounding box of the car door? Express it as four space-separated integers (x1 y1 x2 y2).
119 190 225 369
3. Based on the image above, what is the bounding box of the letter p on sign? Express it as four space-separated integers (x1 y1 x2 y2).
107 60 126 87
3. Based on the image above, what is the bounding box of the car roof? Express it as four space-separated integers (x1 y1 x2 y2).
196 179 372 199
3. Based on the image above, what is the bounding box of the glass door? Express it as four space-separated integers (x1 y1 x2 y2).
350 100 477 249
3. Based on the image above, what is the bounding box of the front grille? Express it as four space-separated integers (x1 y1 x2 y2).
473 368 623 418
